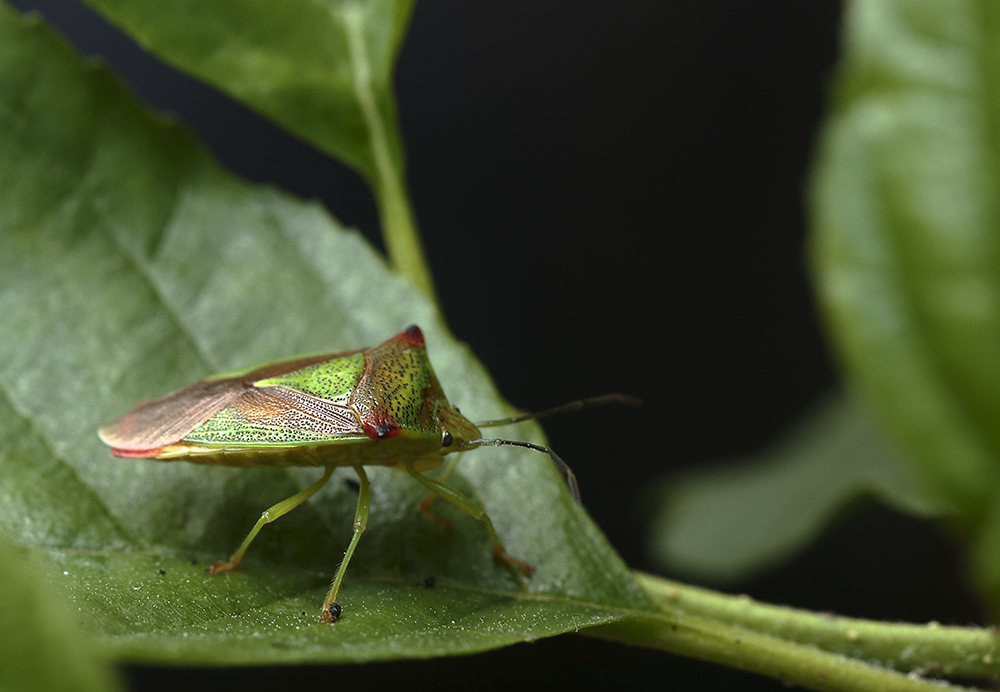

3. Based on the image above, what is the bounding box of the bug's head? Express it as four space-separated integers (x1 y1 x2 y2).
436 403 481 449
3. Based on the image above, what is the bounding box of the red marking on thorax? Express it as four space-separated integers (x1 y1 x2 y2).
362 419 402 440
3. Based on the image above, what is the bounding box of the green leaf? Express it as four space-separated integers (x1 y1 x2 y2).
646 393 948 584
809 1 1000 601
0 536 123 692
79 0 437 301
0 2 656 665
82 0 411 185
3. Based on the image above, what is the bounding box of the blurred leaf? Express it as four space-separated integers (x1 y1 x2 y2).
76 0 437 302
0 2 656 665
0 536 123 692
82 0 412 186
647 392 946 584
810 1 1000 603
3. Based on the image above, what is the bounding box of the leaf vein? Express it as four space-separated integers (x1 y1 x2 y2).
0 381 142 549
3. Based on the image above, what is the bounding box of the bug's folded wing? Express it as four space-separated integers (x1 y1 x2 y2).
179 385 365 445
99 377 249 455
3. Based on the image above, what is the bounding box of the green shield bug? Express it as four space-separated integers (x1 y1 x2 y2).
98 325 637 622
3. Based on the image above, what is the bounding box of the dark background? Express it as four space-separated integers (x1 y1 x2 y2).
9 0 986 689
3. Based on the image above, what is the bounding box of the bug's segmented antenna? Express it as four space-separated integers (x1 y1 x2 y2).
468 394 641 505
475 393 641 428
462 438 581 505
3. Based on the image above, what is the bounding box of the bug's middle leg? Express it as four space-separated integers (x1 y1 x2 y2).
406 466 534 577
207 465 335 575
321 464 370 622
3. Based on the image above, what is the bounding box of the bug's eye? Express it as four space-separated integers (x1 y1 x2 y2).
441 430 454 447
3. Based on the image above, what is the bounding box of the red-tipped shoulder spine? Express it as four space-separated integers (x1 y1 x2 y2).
398 324 425 348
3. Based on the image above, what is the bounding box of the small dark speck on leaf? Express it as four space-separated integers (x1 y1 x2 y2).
424 575 436 588
158 569 166 575
188 555 197 565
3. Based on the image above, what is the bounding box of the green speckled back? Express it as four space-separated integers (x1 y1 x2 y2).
255 352 365 405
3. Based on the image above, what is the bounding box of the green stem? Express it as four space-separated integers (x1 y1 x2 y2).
590 613 962 692
342 4 439 308
633 572 998 679
584 571 997 690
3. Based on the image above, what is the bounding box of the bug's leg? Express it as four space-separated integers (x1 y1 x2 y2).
406 467 534 577
321 464 370 623
417 455 462 531
207 465 335 575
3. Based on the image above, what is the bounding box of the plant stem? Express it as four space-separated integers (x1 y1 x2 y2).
375 164 436 306
584 571 998 690
590 613 962 692
342 4 439 308
633 572 998 679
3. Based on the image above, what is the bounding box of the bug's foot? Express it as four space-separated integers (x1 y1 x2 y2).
206 559 239 575
321 602 342 623
493 545 535 577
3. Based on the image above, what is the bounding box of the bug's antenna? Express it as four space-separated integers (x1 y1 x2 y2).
463 438 581 505
475 393 641 428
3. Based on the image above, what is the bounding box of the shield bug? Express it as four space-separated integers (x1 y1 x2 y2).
98 325 638 622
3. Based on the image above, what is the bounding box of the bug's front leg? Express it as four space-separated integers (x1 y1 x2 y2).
406 466 534 577
417 455 462 531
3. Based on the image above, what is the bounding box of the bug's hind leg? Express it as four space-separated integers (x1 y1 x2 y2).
406 466 534 577
321 464 370 622
207 465 335 575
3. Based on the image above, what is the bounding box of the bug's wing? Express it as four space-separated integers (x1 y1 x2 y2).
98 377 246 456
99 377 367 457
176 385 365 447
100 348 371 457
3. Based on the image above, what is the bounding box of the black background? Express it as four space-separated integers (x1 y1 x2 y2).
9 1 987 689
